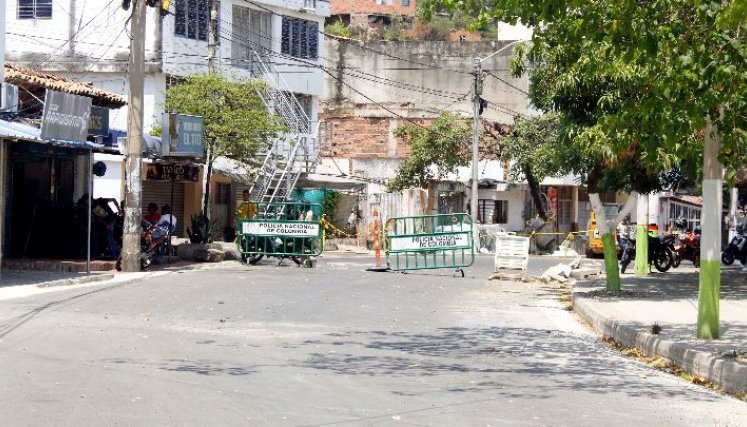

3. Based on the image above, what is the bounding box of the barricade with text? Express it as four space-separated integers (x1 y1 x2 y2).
237 201 324 266
384 213 475 275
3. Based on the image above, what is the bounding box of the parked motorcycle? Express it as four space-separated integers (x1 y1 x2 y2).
115 220 168 271
721 225 747 265
620 231 674 273
672 228 701 268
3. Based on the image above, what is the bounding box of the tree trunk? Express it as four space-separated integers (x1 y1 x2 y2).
698 114 722 339
587 164 638 292
635 193 649 277
524 164 548 221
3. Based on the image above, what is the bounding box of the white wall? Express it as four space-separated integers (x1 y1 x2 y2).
92 154 124 201
5 0 160 71
160 0 326 98
477 187 525 232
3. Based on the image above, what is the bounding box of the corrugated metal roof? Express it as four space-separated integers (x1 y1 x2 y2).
0 119 102 149
4 64 126 109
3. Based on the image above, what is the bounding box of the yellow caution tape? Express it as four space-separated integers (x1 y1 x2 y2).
320 215 357 239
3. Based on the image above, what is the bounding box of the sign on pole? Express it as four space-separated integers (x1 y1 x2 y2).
40 90 92 143
88 106 110 136
162 113 205 157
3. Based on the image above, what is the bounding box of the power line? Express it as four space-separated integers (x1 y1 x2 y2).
485 71 529 95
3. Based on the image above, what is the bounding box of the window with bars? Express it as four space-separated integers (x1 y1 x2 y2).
231 5 271 70
18 0 52 19
281 17 319 59
175 0 217 41
402 0 411 6
478 200 509 224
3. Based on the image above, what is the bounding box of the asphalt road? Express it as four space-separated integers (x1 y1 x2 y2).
0 254 745 426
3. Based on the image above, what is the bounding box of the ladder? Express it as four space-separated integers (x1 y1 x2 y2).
245 50 321 208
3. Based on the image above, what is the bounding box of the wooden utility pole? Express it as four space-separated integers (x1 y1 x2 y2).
122 0 146 271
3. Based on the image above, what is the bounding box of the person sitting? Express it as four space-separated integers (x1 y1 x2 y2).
90 196 118 260
143 202 161 225
150 205 177 252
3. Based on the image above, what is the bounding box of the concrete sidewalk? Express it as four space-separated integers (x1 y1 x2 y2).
0 270 114 288
573 265 747 394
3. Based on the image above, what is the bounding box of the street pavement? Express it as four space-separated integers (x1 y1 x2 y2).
0 254 745 426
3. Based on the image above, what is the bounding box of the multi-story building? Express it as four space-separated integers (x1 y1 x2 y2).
5 0 329 238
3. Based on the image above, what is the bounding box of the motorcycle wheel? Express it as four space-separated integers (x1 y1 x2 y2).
672 253 682 268
247 253 264 265
141 254 152 271
115 257 122 272
693 255 700 268
721 251 735 266
653 250 672 272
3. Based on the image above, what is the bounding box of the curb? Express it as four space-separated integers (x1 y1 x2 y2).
35 273 116 289
572 292 747 394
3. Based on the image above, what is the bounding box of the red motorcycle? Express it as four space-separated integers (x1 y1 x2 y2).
673 229 700 268
115 220 168 271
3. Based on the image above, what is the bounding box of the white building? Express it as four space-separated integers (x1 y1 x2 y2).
5 0 329 191
5 0 328 238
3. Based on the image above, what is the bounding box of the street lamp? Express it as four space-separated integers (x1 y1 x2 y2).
470 40 527 240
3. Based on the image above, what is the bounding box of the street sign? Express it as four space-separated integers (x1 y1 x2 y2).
40 90 92 143
88 106 109 136
162 113 204 157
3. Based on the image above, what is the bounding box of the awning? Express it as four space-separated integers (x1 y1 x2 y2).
0 118 102 149
295 173 367 191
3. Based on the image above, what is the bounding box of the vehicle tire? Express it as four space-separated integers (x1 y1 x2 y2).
115 257 122 272
247 253 264 265
693 255 700 268
653 250 672 272
141 254 152 271
620 250 631 274
721 251 735 266
672 253 682 268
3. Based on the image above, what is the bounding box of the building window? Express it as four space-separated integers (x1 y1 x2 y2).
175 0 217 41
402 0 411 6
478 200 508 224
281 17 319 59
18 0 52 19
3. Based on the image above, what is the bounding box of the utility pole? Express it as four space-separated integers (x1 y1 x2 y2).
208 0 218 72
471 57 482 231
202 0 219 220
122 0 146 271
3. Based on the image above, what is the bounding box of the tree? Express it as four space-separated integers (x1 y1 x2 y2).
501 113 564 222
387 112 471 192
163 73 284 219
421 0 747 338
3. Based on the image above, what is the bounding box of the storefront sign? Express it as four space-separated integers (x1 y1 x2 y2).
162 113 204 157
242 221 320 236
145 163 199 182
389 232 471 251
88 107 109 136
40 90 92 143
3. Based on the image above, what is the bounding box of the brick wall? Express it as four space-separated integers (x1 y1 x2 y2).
323 116 413 159
331 0 418 17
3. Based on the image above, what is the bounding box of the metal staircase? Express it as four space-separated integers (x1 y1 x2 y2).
245 50 321 207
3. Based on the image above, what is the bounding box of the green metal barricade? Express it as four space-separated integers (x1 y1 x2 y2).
237 201 323 266
384 213 475 275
